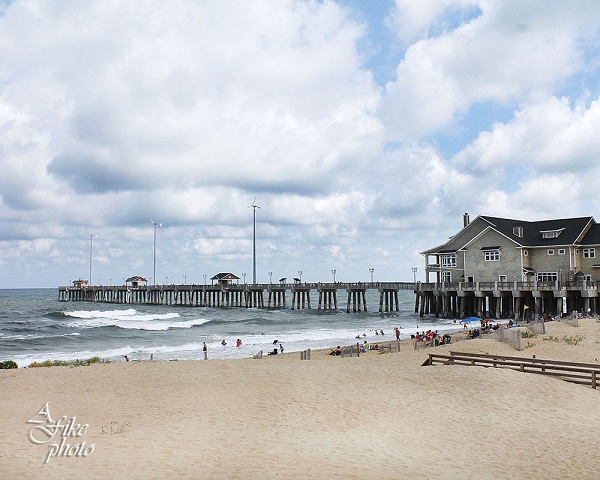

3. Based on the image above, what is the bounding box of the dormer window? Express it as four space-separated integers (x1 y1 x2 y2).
513 226 523 237
540 228 564 239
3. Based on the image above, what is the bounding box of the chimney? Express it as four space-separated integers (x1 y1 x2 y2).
463 212 470 228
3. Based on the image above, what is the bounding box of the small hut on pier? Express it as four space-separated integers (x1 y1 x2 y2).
211 273 240 285
125 276 148 288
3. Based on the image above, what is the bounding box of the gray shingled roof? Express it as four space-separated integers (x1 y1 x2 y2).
211 272 240 280
481 215 594 247
422 215 598 255
581 223 600 245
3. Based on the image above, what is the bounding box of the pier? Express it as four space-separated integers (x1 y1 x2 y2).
414 280 599 319
58 279 599 318
58 282 412 313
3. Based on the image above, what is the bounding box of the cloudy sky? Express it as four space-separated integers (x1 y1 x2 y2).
1 0 600 288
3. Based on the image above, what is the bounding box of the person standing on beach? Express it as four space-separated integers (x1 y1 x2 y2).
202 342 207 360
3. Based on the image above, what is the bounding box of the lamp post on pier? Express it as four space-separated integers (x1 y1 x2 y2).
298 270 302 282
151 220 162 285
203 274 207 285
331 269 336 283
242 272 246 284
89 232 97 286
369 268 374 284
248 198 261 284
268 272 273 283
412 267 418 283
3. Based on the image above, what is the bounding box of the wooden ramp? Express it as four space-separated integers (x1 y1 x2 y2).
422 351 600 389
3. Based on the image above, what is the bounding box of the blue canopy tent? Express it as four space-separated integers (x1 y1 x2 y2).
460 317 481 323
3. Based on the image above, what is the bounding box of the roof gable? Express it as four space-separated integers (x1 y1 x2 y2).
420 216 492 255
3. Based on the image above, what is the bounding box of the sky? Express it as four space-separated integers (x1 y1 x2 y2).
1 0 600 288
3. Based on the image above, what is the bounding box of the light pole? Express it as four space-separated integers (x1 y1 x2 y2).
412 267 418 283
331 269 336 282
298 270 302 282
248 198 261 284
242 272 246 284
151 220 162 285
203 274 207 285
183 275 187 285
89 232 97 285
268 272 273 283
369 268 374 284
165 275 168 284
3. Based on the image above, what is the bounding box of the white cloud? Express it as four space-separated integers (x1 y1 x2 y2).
1 1 600 287
381 0 600 141
453 96 600 175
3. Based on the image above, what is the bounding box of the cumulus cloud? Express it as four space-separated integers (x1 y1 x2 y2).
453 96 600 173
0 0 600 287
381 0 600 141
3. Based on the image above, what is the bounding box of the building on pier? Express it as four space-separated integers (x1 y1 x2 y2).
417 213 600 318
125 276 148 288
211 272 240 285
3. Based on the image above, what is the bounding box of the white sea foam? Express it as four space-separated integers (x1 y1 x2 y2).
63 308 209 331
0 331 81 340
64 308 179 321
66 317 209 331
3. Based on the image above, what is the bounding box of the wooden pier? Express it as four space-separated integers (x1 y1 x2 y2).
58 282 414 313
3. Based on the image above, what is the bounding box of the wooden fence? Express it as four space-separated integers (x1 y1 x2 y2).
421 351 600 389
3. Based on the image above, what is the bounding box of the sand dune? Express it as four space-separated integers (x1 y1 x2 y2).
2 317 599 479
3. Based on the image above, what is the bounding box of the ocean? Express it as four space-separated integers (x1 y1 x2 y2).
0 288 463 366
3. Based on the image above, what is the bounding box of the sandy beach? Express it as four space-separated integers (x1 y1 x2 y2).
2 318 600 479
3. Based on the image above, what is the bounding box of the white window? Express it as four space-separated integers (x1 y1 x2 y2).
484 250 500 261
541 229 564 239
441 254 456 267
498 275 507 282
583 248 596 258
523 250 528 256
558 249 565 255
442 271 451 282
575 248 580 255
547 249 554 255
513 226 523 237
537 272 558 282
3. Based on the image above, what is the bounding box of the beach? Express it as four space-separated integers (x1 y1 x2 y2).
2 318 600 479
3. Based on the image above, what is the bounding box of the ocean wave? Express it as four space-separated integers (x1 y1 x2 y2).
0 332 80 341
65 317 210 331
63 308 180 321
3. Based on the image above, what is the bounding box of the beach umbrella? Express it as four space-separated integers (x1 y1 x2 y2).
460 317 481 323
